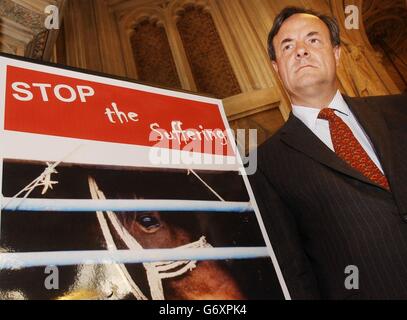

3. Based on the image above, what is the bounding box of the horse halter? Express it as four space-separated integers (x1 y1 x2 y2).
88 176 213 300
5 161 214 300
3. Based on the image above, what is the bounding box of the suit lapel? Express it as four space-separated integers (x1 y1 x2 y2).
280 109 390 191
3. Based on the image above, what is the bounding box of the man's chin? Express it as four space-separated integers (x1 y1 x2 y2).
292 77 327 91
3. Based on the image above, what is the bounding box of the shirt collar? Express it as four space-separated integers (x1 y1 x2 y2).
292 90 350 130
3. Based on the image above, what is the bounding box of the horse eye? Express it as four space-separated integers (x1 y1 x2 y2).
136 215 161 229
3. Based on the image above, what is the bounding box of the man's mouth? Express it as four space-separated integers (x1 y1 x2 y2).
296 65 316 72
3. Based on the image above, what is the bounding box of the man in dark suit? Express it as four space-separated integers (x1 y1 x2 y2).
250 6 407 299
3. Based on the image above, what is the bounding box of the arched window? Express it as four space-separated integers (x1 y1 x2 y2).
131 19 181 88
177 6 241 98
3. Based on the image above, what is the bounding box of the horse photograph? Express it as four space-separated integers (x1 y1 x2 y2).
0 160 284 300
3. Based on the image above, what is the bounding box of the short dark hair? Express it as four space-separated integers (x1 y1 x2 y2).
267 6 341 61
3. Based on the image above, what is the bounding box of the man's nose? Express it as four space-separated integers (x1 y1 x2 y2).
295 44 309 59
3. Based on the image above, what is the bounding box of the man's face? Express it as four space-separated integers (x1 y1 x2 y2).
272 14 340 98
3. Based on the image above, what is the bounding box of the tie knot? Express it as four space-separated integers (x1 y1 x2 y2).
318 108 337 121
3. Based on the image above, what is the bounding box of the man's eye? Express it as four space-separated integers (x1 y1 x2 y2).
136 215 161 229
283 44 293 51
310 38 320 44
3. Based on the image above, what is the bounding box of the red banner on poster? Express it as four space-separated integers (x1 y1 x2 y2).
5 66 232 156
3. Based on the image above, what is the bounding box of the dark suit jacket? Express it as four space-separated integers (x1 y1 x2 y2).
250 93 407 299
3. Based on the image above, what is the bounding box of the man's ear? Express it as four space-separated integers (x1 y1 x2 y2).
334 45 341 66
271 60 279 73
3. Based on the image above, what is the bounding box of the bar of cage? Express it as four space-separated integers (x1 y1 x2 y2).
0 246 270 270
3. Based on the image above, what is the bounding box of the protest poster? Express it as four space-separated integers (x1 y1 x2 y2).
0 53 288 300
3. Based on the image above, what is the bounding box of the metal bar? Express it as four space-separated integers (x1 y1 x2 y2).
0 247 269 270
1 198 253 213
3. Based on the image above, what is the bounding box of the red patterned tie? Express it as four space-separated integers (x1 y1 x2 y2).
318 108 390 190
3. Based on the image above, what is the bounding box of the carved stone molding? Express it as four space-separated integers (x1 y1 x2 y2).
0 0 45 33
25 29 49 59
0 0 65 60
363 0 407 52
120 6 166 33
167 0 210 22
328 0 401 95
362 0 407 90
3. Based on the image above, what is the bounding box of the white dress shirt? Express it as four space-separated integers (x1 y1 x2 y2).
291 90 384 173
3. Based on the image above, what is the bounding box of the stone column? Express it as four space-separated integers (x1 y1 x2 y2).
62 0 127 76
165 1 198 91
